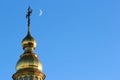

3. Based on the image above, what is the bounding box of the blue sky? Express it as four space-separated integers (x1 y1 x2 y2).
1 0 120 80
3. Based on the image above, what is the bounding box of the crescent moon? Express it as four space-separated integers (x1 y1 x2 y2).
39 9 43 16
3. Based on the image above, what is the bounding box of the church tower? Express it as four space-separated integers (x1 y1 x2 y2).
12 7 46 80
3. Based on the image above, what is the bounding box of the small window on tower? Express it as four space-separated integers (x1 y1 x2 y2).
29 75 33 80
19 77 23 80
24 76 28 80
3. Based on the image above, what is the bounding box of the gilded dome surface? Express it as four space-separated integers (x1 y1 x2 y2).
22 32 36 49
16 53 42 71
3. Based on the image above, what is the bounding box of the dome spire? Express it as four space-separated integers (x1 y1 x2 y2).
22 7 36 52
26 6 32 34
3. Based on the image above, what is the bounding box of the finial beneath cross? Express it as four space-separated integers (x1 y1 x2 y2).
26 6 32 27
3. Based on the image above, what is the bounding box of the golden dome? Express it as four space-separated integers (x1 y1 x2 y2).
13 7 46 80
16 53 42 71
22 32 36 50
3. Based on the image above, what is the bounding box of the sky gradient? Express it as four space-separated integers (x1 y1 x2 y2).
1 0 120 80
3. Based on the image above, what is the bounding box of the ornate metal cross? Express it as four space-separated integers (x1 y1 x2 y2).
26 6 32 27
